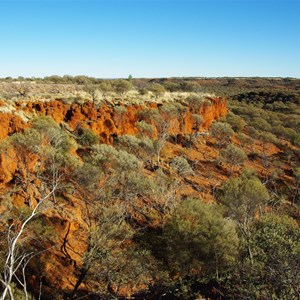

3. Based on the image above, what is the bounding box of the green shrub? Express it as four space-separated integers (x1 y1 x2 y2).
135 120 155 137
170 156 194 176
222 112 246 132
221 143 247 170
186 94 204 112
210 121 234 150
77 127 99 146
228 214 300 299
113 79 132 95
163 198 238 278
148 83 165 98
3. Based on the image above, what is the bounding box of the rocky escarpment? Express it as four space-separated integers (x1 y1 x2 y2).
0 97 228 298
0 97 227 141
0 97 227 186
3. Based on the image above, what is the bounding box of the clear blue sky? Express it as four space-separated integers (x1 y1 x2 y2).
0 0 299 78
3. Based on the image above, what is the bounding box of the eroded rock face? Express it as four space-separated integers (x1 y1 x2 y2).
0 113 28 139
0 149 17 186
12 97 227 140
0 97 227 187
0 97 228 298
0 97 227 190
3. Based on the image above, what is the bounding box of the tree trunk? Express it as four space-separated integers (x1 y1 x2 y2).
69 267 89 300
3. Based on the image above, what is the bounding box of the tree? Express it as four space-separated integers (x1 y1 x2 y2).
163 198 238 279
186 94 204 112
86 144 157 213
0 181 59 300
89 144 142 175
237 132 253 149
221 143 247 174
113 105 127 125
180 81 200 92
135 120 155 138
69 148 160 298
170 156 194 177
98 81 112 99
74 75 90 85
250 214 300 298
153 121 169 166
210 122 234 153
113 79 132 96
136 107 159 124
136 107 171 166
163 81 180 92
83 84 99 102
69 203 137 298
12 82 30 97
0 117 74 299
228 214 300 299
148 83 165 99
218 170 270 263
76 127 99 146
222 112 246 132
116 135 154 163
292 167 300 204
170 103 188 133
192 114 204 130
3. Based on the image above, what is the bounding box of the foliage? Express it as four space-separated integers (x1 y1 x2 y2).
186 94 204 112
114 105 127 116
116 134 154 162
113 79 132 95
230 96 300 147
10 128 43 154
31 116 74 152
12 82 30 97
210 121 234 150
8 116 79 205
221 143 247 171
98 81 112 97
250 214 300 298
135 120 155 137
83 84 99 102
218 170 269 229
136 107 159 123
89 144 142 173
180 81 200 92
222 112 246 132
162 198 238 278
163 81 181 92
4 283 35 300
218 170 270 262
148 83 165 98
191 113 204 129
76 127 99 146
237 132 253 148
227 214 300 299
170 156 194 176
70 203 159 299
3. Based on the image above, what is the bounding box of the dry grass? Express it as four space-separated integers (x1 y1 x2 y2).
0 82 215 107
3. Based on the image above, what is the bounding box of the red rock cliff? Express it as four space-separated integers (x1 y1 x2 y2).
0 97 227 142
0 97 228 297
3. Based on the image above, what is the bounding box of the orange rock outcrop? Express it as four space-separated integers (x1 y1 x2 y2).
0 97 227 189
8 97 227 141
0 97 228 298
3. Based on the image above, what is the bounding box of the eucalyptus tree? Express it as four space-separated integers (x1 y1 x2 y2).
218 170 270 263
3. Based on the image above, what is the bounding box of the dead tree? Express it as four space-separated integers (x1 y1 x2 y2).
0 179 60 300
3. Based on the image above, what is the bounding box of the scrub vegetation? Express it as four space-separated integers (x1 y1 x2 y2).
0 76 299 299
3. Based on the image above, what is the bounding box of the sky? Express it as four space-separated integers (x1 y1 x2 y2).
0 0 299 78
